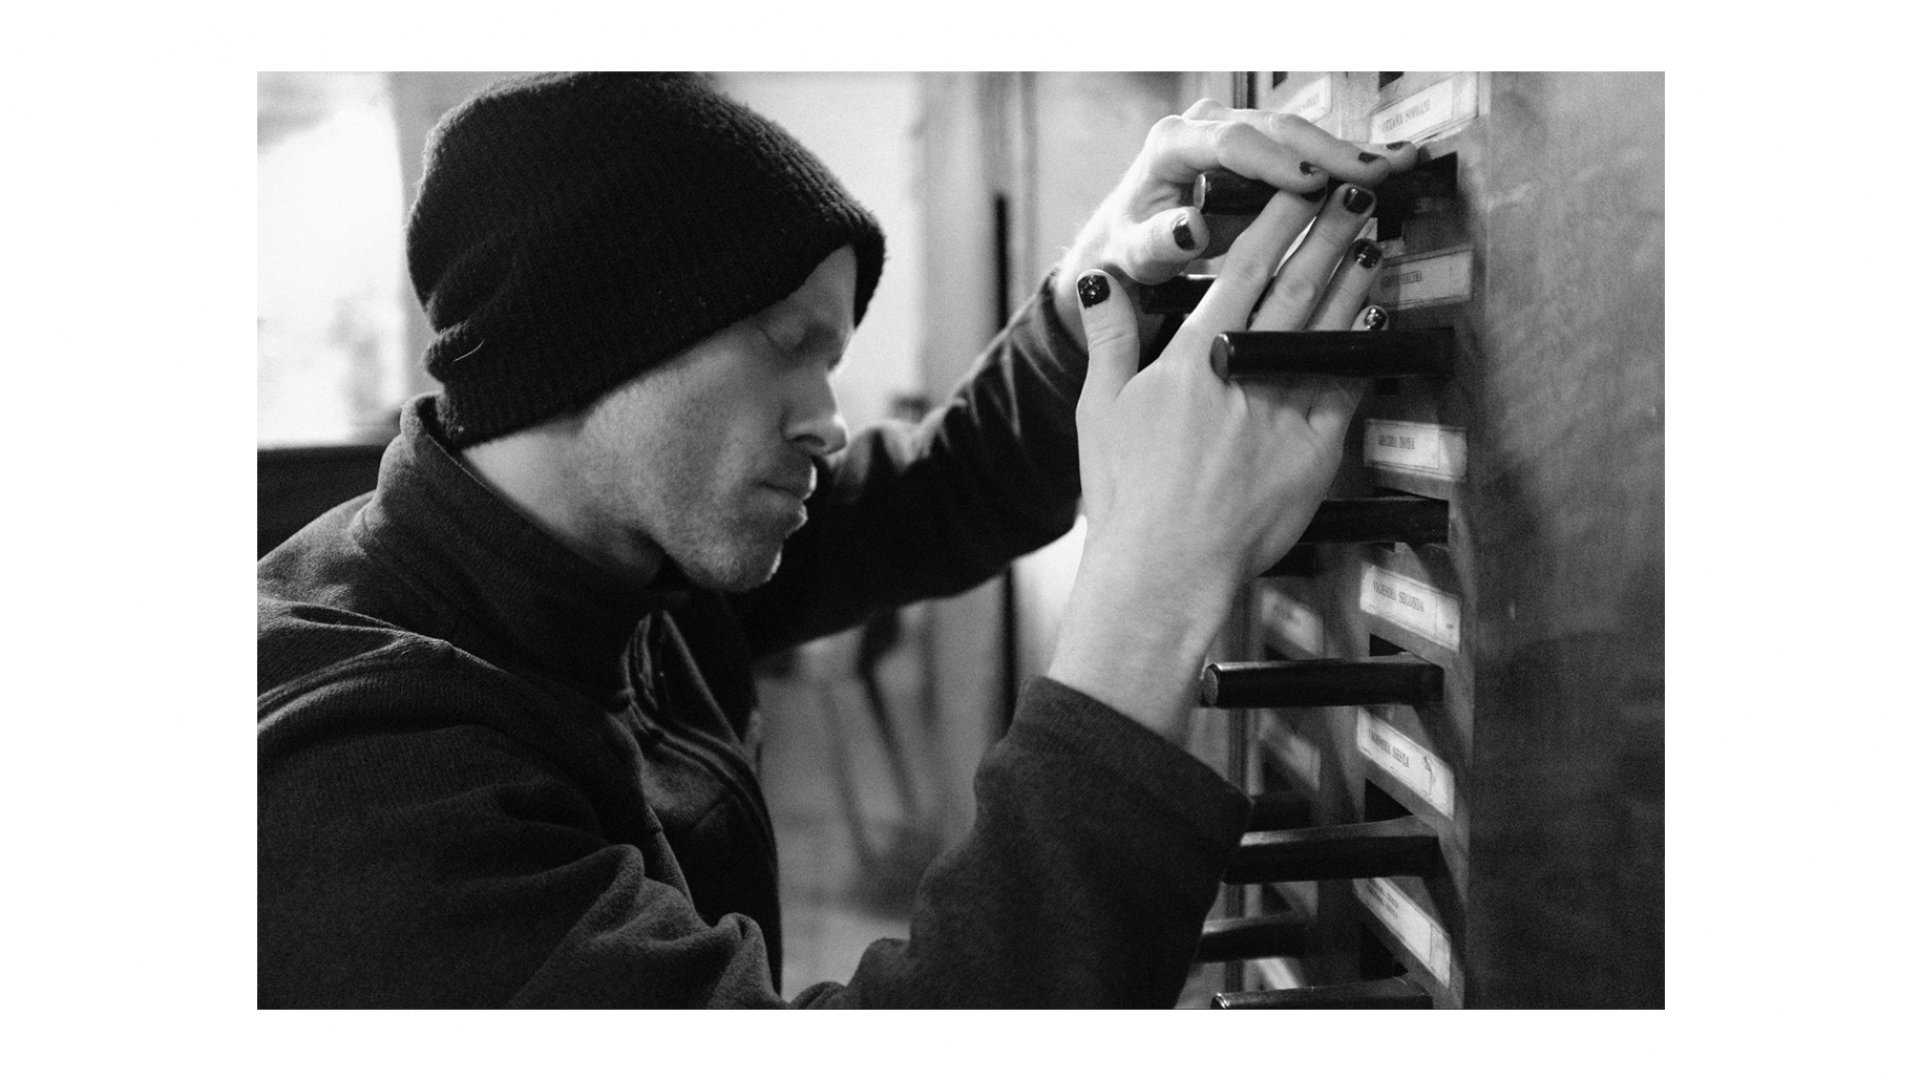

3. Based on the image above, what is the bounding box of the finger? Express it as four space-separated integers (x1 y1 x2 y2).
1196 181 1325 259
1075 270 1140 409
1250 184 1378 331
1181 98 1232 121
1347 304 1390 332
1173 189 1320 355
1305 239 1385 330
1209 112 1397 191
1147 115 1330 197
1115 207 1212 285
1231 112 1417 187
1353 138 1420 173
1298 141 1397 189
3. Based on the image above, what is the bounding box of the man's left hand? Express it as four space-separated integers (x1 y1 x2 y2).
1051 98 1418 347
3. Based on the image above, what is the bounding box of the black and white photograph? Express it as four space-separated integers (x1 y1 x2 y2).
253 70 1664 1012
18 0 1919 1062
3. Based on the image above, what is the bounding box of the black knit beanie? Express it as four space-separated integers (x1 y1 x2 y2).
406 72 886 448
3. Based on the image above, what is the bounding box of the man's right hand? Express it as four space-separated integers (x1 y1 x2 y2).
1045 180 1385 741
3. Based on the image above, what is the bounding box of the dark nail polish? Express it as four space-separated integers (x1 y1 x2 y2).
1077 272 1109 308
1342 186 1375 215
1386 141 1409 150
1299 161 1319 175
1350 239 1382 269
1361 305 1388 331
1172 215 1196 251
1358 151 1381 164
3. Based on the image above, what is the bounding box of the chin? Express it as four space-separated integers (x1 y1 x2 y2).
682 544 784 594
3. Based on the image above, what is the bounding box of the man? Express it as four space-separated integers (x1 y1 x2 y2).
258 72 1407 1007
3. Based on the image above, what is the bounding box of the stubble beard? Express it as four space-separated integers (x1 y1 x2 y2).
663 514 788 594
682 545 783 594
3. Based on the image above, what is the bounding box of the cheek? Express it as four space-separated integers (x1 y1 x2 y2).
577 394 682 514
636 411 764 524
686 381 791 473
579 360 791 521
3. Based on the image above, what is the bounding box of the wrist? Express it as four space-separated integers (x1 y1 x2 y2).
1045 544 1236 741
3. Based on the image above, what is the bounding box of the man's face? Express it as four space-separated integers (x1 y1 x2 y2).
570 245 856 592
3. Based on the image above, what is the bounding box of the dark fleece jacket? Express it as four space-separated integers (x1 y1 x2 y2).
258 282 1250 1007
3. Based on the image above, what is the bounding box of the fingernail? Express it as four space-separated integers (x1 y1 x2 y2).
1076 272 1109 308
1299 183 1329 203
1361 305 1389 331
1386 141 1409 150
1350 239 1382 269
1299 161 1319 175
1342 186 1375 215
1358 151 1381 164
1172 214 1196 251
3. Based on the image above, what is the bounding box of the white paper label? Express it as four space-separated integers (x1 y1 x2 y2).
1356 709 1455 818
1375 247 1472 308
1257 715 1321 792
1259 586 1326 656
1357 877 1452 987
1369 74 1476 144
1360 564 1462 651
1273 75 1332 124
1364 420 1467 481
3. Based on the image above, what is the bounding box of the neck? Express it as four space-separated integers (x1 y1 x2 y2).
460 429 665 586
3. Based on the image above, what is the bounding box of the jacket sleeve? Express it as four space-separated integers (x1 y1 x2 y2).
795 678 1252 1007
259 672 1249 1008
731 273 1089 657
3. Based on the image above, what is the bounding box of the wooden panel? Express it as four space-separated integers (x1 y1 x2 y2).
1464 72 1664 1008
1199 71 1661 1009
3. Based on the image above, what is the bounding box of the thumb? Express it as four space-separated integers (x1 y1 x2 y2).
1115 208 1210 285
1075 270 1140 410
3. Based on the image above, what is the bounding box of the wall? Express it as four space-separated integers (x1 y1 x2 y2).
257 72 412 446
388 73 532 403
716 73 926 434
1010 73 1186 686
914 74 1004 838
911 73 1195 836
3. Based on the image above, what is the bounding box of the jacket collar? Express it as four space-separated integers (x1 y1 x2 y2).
356 395 687 702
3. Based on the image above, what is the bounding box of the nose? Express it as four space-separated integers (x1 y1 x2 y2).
787 366 849 460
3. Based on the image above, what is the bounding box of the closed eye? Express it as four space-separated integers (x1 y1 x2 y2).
760 315 848 372
794 324 850 370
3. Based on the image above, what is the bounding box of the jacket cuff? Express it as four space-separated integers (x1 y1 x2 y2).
1008 675 1251 848
1032 267 1090 371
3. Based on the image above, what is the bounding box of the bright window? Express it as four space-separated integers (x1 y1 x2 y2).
257 72 409 447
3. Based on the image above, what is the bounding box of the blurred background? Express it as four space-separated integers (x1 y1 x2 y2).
257 71 1226 992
